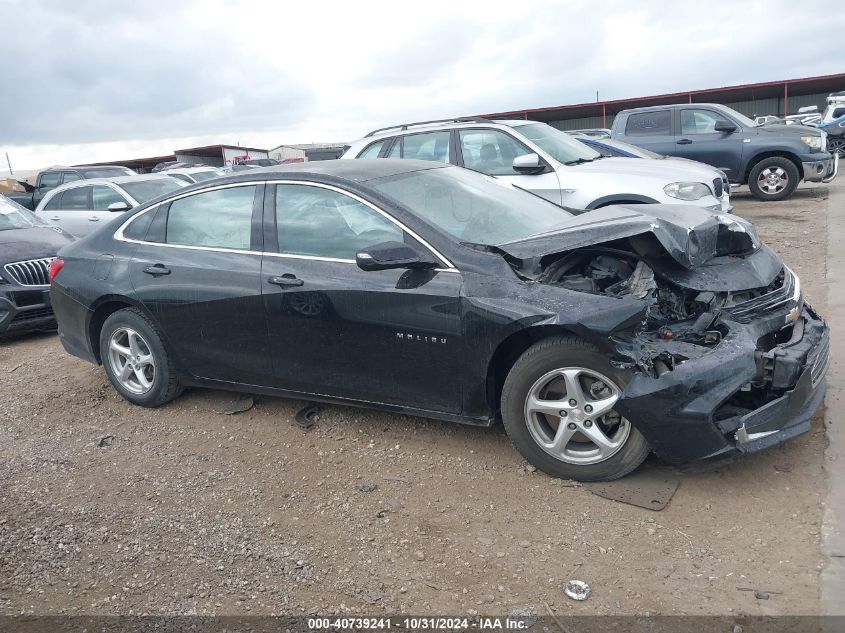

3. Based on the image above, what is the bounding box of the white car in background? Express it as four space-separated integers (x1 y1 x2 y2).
161 166 227 184
342 118 729 213
34 175 187 237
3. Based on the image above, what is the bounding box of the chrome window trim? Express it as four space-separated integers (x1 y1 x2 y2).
113 179 458 271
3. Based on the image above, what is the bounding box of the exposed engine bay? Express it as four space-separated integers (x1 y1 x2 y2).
525 237 793 377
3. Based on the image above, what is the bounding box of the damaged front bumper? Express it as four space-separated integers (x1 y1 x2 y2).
615 305 828 465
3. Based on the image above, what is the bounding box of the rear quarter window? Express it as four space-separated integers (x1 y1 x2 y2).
624 111 672 136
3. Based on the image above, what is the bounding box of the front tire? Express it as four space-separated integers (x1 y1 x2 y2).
747 156 799 201
99 307 182 407
501 337 650 481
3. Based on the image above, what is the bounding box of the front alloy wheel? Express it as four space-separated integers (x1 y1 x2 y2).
524 367 630 465
501 337 651 481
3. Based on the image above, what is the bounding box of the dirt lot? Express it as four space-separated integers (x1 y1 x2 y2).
0 185 833 617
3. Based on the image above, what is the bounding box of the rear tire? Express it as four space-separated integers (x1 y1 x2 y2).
99 307 182 407
748 156 799 201
500 337 650 482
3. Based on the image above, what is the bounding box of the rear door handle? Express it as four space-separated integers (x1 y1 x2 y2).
268 274 304 287
143 264 171 277
88 216 100 222
49 216 61 221
677 138 693 145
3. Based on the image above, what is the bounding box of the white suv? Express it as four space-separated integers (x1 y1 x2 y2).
342 118 730 213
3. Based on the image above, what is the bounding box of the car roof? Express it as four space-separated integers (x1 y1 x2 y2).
619 102 725 114
44 165 133 172
164 167 222 174
64 174 172 186
158 159 451 192
352 118 535 144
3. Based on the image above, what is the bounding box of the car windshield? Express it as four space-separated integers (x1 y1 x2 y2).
369 166 574 245
81 167 134 178
120 178 187 203
717 106 758 128
517 123 601 164
189 170 223 182
0 195 48 231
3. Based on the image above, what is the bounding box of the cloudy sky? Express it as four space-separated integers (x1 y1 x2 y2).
2 0 844 171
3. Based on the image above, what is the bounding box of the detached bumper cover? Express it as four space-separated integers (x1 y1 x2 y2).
616 306 828 464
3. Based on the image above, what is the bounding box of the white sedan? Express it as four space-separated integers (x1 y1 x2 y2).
34 175 187 237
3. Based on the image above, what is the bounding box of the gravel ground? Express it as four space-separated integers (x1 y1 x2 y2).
0 185 832 617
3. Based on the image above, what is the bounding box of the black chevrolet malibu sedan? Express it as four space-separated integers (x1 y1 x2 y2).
49 160 828 481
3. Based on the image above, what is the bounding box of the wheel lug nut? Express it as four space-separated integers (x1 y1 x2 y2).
584 420 593 427
567 422 577 430
568 399 577 406
559 410 567 417
584 404 593 413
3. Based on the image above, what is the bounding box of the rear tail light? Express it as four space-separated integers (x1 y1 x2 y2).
49 257 64 283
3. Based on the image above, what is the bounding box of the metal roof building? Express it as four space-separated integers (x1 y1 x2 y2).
479 72 845 131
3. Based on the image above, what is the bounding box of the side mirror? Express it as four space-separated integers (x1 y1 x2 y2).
512 153 546 174
714 120 737 133
107 201 131 212
356 241 437 272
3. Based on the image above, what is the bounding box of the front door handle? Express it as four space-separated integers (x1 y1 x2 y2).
268 274 304 287
50 216 61 221
88 216 100 222
143 264 171 277
677 138 693 145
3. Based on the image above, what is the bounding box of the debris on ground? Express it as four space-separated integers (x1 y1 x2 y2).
774 463 793 473
507 605 539 629
584 468 679 510
356 483 377 493
736 586 782 599
563 579 591 601
96 435 114 448
295 402 322 430
216 395 254 415
383 475 412 484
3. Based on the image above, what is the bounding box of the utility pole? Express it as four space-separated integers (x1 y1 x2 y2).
5 152 12 175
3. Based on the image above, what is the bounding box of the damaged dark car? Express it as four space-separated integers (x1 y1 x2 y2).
49 160 828 481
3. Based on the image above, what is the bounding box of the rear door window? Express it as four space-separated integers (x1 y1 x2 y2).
165 186 256 250
61 172 83 184
625 110 672 136
400 131 451 163
59 186 92 210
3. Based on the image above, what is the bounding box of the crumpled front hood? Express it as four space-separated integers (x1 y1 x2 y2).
499 203 757 270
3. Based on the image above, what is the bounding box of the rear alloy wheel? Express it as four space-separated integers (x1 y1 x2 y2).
829 136 845 159
501 337 650 481
748 157 799 201
99 307 182 407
